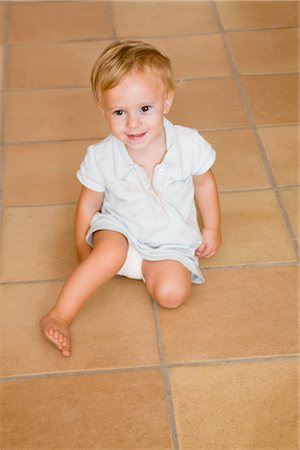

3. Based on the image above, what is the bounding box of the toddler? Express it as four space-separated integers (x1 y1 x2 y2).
40 40 221 357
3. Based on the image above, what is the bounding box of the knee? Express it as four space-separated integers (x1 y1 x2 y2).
153 283 190 309
92 232 128 269
93 244 127 268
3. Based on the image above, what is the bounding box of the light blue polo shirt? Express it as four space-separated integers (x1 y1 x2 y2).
77 118 216 284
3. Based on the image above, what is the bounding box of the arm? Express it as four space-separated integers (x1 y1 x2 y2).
74 186 104 262
193 169 221 258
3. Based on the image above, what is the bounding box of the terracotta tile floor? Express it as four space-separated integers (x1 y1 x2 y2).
0 2 299 449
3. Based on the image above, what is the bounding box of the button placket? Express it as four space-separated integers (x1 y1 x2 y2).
153 164 168 195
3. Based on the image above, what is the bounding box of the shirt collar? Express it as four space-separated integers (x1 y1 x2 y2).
163 117 181 166
113 117 181 179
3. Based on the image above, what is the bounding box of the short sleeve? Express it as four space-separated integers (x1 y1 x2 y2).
76 145 105 192
191 131 216 175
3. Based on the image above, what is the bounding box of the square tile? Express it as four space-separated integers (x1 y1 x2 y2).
216 1 299 30
1 277 158 376
1 370 171 449
227 28 299 75
9 2 113 42
242 74 299 126
113 1 218 37
281 187 300 243
159 267 299 363
169 78 249 130
8 40 112 89
201 190 296 268
258 126 299 186
3 141 91 206
202 128 270 191
170 360 299 449
148 34 232 80
1 205 77 282
5 89 109 143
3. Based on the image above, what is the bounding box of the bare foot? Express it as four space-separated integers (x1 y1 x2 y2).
40 310 71 357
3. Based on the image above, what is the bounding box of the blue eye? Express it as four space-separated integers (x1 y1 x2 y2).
141 105 151 113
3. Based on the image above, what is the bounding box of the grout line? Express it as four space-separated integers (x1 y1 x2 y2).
6 72 300 94
0 0 9 176
219 185 300 194
7 31 223 47
276 184 300 190
219 186 278 194
4 136 106 146
1 260 298 287
8 36 115 47
272 190 300 259
4 136 102 145
116 27 300 40
212 0 300 261
113 25 300 42
0 2 10 280
3 123 299 147
221 25 300 34
230 71 300 78
201 260 299 271
0 277 66 286
7 84 94 93
107 1 117 41
2 185 299 210
168 353 300 369
152 301 180 450
3 201 77 209
2 353 299 385
0 364 161 384
5 75 235 93
6 25 299 47
200 123 300 132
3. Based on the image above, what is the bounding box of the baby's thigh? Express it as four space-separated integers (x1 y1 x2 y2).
142 260 191 309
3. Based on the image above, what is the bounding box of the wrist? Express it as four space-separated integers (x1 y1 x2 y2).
202 226 221 232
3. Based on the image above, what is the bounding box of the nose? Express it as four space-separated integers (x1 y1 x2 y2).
126 112 140 129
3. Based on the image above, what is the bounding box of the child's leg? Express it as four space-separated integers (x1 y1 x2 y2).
40 230 128 357
142 260 191 309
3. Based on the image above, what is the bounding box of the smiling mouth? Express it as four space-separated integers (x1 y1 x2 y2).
127 132 146 140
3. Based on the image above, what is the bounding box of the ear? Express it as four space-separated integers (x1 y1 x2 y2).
163 91 174 114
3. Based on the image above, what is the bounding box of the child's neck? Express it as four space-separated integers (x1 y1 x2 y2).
126 132 167 182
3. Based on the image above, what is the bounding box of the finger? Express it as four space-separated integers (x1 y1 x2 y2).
199 245 214 257
196 243 207 256
203 250 216 259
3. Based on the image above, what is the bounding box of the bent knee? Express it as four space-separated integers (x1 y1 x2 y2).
153 284 190 309
92 231 128 268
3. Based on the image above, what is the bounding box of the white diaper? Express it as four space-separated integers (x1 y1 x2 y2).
117 245 144 280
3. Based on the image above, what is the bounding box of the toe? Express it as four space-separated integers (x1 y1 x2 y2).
58 333 65 344
61 336 68 348
47 327 55 337
61 348 71 358
61 335 71 357
54 329 60 340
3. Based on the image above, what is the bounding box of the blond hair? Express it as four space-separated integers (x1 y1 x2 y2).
91 40 175 102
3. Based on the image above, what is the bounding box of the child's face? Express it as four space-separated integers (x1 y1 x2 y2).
99 69 174 153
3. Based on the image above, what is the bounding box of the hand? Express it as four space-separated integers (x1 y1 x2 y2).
195 228 221 259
